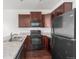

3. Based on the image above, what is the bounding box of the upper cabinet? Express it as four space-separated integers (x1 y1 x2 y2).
51 2 72 17
63 2 72 13
31 12 42 20
18 12 45 27
18 2 72 28
30 12 44 27
19 14 31 27
51 2 72 28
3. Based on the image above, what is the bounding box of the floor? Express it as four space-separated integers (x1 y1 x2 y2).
21 49 52 59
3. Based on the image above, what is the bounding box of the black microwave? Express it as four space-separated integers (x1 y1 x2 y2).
31 20 40 27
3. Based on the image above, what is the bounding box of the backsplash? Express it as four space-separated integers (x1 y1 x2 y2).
3 28 51 41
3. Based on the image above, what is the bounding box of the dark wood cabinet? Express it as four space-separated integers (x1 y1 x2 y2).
18 12 45 27
42 15 45 25
51 2 72 19
42 36 49 49
23 36 49 50
24 36 32 50
30 12 44 27
19 14 31 27
51 2 72 27
31 12 42 20
63 2 72 13
15 35 50 59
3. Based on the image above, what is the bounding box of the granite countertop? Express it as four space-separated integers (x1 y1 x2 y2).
3 35 27 59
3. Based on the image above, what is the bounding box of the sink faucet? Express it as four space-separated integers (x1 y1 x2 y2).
9 32 13 42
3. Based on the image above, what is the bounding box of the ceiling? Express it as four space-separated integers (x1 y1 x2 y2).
3 0 61 10
4 0 74 13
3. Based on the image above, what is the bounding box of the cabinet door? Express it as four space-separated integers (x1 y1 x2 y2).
31 12 42 20
42 15 45 27
24 36 32 50
42 36 49 49
51 2 72 18
19 14 30 27
30 12 44 27
63 2 72 13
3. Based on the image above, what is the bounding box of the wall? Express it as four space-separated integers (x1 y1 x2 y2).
44 14 51 27
3 9 51 40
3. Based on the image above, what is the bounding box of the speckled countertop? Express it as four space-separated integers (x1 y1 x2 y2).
3 35 27 59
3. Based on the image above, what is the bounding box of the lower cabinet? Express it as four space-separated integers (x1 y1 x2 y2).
15 44 24 59
15 38 27 59
52 35 76 59
15 36 50 59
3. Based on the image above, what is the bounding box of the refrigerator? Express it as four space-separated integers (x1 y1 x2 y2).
51 8 76 59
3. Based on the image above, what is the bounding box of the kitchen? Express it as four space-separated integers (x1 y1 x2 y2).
3 0 76 59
